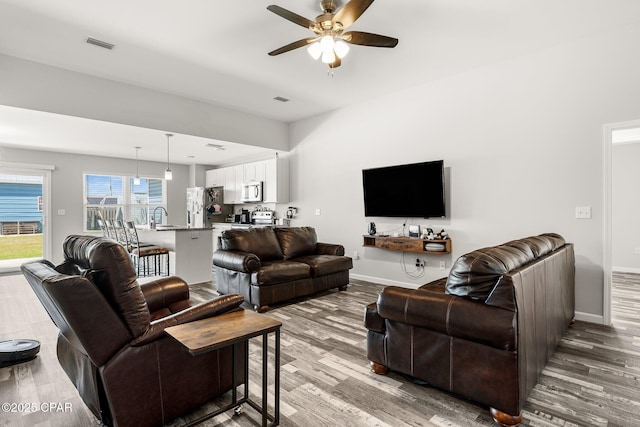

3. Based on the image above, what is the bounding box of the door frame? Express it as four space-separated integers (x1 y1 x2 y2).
0 161 53 272
603 119 640 326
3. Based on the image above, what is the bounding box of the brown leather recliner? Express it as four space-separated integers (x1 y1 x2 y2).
365 233 575 425
21 235 246 427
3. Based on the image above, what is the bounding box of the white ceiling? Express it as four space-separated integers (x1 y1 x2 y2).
1 0 640 164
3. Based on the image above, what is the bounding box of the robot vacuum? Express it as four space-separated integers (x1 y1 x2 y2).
0 339 41 367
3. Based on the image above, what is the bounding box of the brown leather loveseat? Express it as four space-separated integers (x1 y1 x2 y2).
213 226 353 312
365 233 575 425
21 235 246 427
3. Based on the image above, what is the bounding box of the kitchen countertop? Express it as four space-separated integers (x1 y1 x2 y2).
136 225 214 231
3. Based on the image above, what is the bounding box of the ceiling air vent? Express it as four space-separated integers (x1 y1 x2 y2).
205 143 225 151
273 96 290 103
86 37 115 50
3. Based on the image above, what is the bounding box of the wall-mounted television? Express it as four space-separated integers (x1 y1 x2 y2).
362 160 445 218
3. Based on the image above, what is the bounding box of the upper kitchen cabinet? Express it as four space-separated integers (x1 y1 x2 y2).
224 165 244 204
243 160 266 183
205 168 225 187
262 157 289 203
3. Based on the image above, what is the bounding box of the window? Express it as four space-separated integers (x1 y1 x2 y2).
84 174 165 232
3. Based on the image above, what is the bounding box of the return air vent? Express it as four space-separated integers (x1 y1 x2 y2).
86 37 115 50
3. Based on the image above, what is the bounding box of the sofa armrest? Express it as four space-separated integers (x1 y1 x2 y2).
131 294 245 346
377 286 516 350
316 242 345 256
213 250 261 273
140 276 189 313
364 302 385 333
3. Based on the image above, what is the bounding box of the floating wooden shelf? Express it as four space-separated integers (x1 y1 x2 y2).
363 235 451 255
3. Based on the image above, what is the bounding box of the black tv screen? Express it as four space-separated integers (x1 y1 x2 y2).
362 160 445 218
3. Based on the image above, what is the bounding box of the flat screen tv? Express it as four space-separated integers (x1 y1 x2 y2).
362 160 445 218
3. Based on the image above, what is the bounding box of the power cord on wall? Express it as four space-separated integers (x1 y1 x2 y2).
400 251 425 279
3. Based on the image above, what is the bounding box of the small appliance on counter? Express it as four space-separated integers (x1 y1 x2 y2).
252 210 276 226
239 209 251 224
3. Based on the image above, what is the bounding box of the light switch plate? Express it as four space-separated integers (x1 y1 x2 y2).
575 206 591 219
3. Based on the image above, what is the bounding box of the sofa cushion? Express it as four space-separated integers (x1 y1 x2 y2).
274 227 318 260
295 255 353 277
252 260 311 285
220 227 283 261
445 234 564 300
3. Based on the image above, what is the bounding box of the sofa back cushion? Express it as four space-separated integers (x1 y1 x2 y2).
220 227 283 261
445 233 565 301
274 227 317 260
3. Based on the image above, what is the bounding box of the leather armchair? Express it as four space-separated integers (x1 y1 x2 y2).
21 235 246 427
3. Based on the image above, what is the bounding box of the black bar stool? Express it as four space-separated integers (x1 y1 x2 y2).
123 221 170 277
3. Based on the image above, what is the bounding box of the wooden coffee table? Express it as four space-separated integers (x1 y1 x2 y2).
165 309 282 427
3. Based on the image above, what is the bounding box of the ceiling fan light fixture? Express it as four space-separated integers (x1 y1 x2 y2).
321 49 336 64
320 35 334 53
334 39 350 59
307 42 322 60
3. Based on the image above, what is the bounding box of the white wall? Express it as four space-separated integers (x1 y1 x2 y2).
612 142 640 271
288 21 640 321
0 54 288 151
0 146 189 264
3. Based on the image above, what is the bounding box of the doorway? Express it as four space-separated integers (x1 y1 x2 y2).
0 165 51 273
604 121 640 326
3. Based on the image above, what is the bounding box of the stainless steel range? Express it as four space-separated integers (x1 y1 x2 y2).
252 211 276 226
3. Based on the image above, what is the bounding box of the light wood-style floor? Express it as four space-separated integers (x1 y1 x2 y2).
1 272 640 426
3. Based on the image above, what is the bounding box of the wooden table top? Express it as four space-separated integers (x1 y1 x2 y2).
165 309 282 355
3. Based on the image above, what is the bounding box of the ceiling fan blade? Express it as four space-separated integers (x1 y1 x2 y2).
333 0 374 29
343 31 398 48
268 38 314 56
267 5 316 30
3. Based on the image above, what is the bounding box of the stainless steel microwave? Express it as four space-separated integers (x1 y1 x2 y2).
241 181 263 203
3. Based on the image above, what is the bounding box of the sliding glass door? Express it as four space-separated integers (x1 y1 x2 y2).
0 166 50 272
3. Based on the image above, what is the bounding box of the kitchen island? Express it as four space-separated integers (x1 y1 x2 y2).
136 225 214 285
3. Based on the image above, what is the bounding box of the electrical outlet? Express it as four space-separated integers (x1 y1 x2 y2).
353 251 359 260
575 206 592 219
415 258 425 268
439 261 446 269
635 248 640 255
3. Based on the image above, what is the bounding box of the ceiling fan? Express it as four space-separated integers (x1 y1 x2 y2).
267 0 398 69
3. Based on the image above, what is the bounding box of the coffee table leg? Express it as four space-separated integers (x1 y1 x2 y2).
274 329 280 426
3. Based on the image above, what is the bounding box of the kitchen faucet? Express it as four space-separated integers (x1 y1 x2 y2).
150 206 168 229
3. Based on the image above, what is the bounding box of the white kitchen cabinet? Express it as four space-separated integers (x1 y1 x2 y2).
223 165 244 204
243 161 266 183
263 157 289 203
205 168 225 187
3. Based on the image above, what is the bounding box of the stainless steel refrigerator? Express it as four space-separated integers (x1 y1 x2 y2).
186 186 231 228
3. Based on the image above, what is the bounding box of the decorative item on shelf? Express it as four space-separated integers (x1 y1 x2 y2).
164 133 173 181
423 228 435 240
437 229 450 240
408 225 420 238
286 207 297 219
368 222 376 236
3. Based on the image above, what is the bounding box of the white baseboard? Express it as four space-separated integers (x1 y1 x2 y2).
350 273 420 289
574 311 605 325
612 266 640 274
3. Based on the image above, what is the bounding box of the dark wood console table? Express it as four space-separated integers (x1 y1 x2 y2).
166 310 282 427
363 235 451 255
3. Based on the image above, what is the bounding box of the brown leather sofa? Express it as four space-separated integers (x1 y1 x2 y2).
365 233 575 425
213 226 353 312
21 235 246 427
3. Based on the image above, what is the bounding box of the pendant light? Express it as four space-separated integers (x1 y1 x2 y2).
133 146 141 185
164 133 173 181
